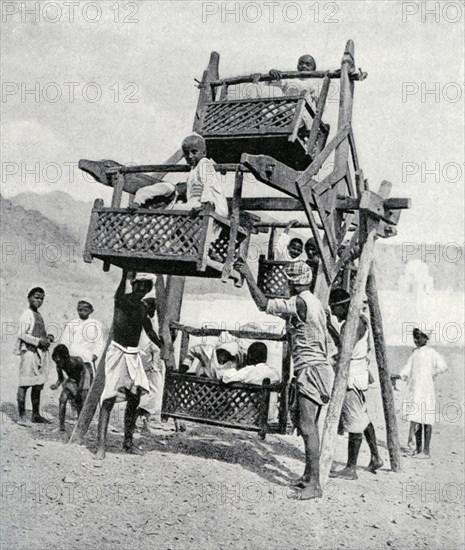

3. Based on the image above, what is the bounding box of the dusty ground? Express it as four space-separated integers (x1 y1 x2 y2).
1 346 464 550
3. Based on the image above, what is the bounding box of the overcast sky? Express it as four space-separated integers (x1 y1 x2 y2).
1 0 464 245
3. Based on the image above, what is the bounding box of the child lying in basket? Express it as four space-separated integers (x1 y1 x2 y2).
180 332 245 380
222 342 280 385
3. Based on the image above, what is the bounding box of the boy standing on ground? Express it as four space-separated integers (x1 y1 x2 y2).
396 328 447 459
95 273 162 460
236 259 334 500
328 288 383 480
60 298 103 380
15 287 54 424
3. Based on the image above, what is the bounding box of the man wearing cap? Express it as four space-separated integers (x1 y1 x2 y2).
328 288 383 480
59 298 103 386
396 327 447 459
235 258 334 500
95 272 162 460
180 332 245 380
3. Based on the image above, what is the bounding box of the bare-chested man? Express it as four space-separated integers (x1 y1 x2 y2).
236 259 334 500
95 272 162 459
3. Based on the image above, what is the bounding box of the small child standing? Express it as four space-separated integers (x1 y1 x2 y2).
398 328 448 459
15 287 54 424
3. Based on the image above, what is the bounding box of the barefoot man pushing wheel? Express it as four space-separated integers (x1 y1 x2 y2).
235 258 334 500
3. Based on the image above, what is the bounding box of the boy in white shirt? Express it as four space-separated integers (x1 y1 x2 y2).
60 299 103 378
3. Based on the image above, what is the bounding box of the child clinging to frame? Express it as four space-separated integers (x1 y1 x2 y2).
396 328 448 459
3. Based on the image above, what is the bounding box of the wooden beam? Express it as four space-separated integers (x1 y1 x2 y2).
366 265 402 472
162 276 186 370
79 150 184 195
233 197 303 211
241 153 301 200
307 76 330 156
359 189 402 225
193 51 219 133
110 173 124 208
297 181 334 283
121 163 249 175
337 197 411 211
207 69 368 88
320 215 379 487
222 168 243 281
334 40 355 175
170 322 286 341
297 122 351 188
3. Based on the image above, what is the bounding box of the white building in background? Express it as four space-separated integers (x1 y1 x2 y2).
381 260 464 347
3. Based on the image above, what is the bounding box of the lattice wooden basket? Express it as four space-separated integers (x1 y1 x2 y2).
198 94 329 169
257 255 291 299
83 201 253 278
161 322 293 438
162 373 279 437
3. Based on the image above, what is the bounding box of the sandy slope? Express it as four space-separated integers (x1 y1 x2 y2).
1 347 463 550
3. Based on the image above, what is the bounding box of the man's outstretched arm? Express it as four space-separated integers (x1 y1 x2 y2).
142 316 163 349
235 259 268 311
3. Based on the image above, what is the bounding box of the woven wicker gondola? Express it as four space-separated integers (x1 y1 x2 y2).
198 94 329 170
161 322 293 439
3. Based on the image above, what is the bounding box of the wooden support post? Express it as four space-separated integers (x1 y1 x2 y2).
319 215 379 487
110 172 125 208
222 167 243 281
69 270 129 444
334 40 355 174
367 264 402 471
268 227 277 260
307 75 330 155
193 51 220 133
69 328 113 444
83 199 103 263
162 276 186 370
278 335 292 433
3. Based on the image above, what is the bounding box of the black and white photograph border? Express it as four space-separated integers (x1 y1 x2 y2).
1 1 464 549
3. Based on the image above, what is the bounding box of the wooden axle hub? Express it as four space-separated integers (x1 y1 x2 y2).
337 191 411 225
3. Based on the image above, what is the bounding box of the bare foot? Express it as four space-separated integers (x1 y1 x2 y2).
140 418 152 435
94 448 106 460
31 415 51 424
17 417 31 427
288 482 323 500
412 452 430 460
367 457 384 474
123 445 144 456
329 466 358 480
289 476 310 489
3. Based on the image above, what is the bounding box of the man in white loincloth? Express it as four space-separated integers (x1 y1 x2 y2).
95 272 162 460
